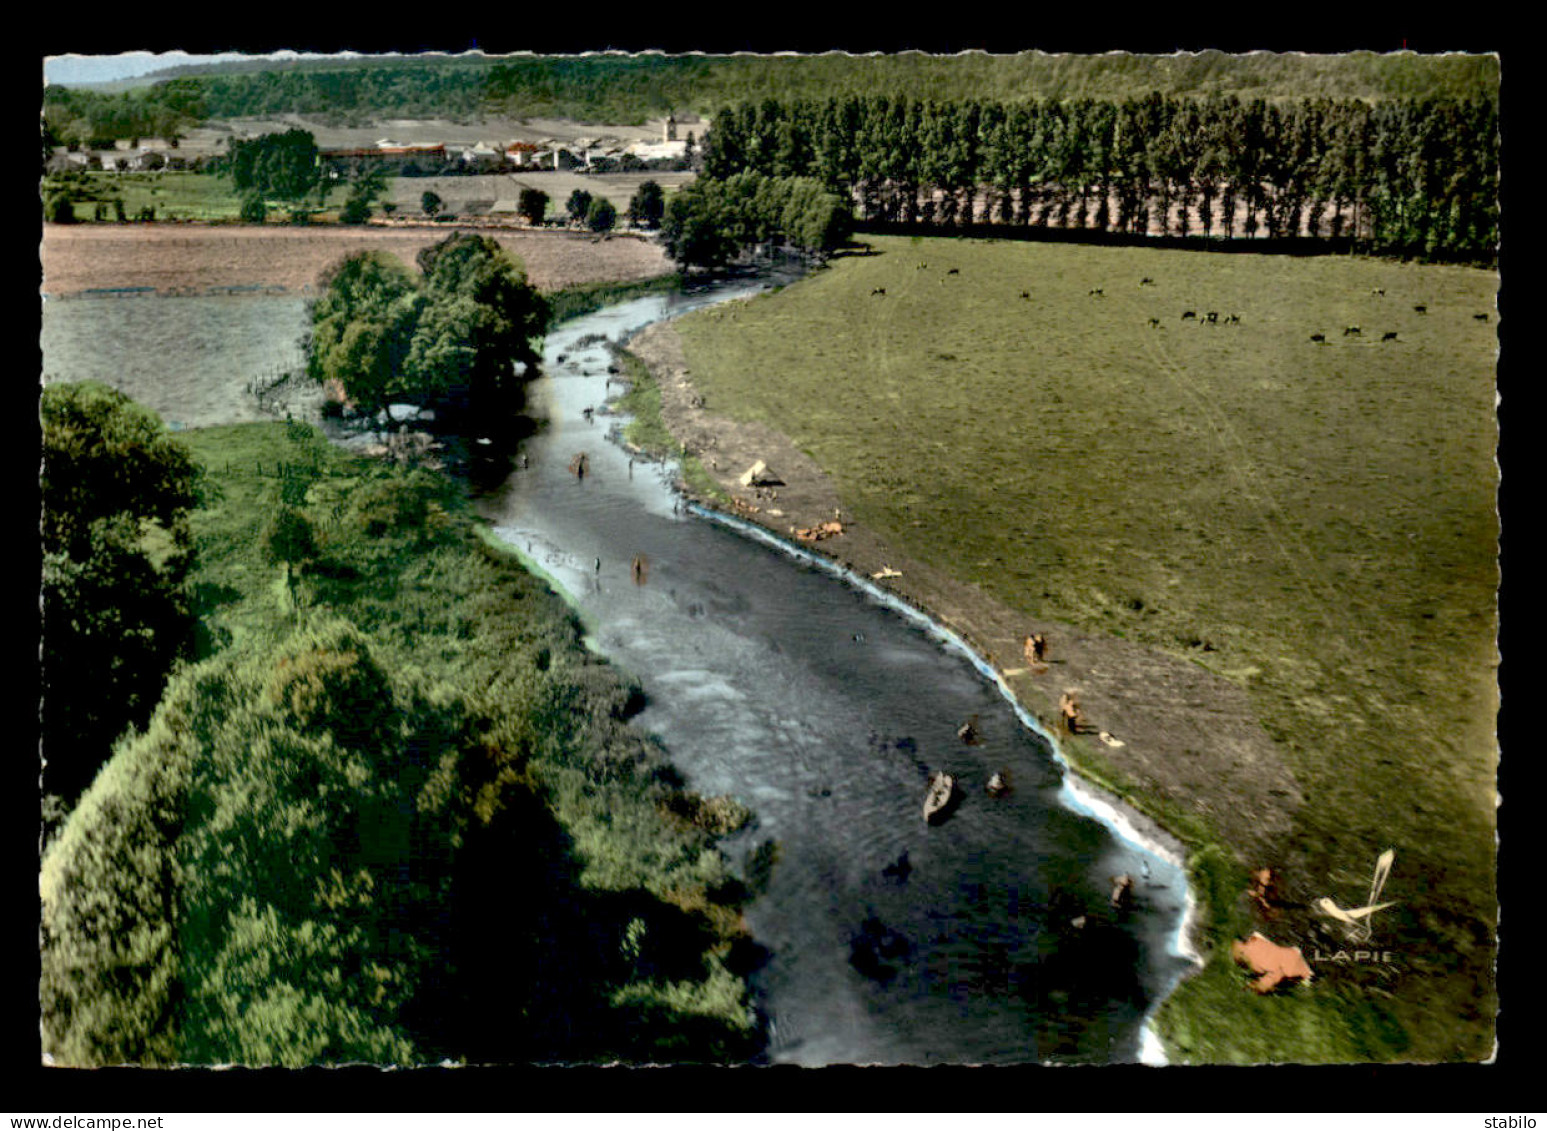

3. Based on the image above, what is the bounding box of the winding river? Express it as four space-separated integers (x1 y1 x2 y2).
477 279 1200 1066
42 278 1199 1065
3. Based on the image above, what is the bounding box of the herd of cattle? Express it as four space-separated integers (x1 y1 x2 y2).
867 263 1495 344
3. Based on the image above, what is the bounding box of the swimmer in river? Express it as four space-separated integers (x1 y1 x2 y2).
595 557 601 573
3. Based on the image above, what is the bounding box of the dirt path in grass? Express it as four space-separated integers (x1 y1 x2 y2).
626 318 1304 867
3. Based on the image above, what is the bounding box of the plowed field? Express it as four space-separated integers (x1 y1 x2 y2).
40 222 674 297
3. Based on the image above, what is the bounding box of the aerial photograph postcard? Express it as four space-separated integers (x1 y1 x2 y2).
38 44 1504 1072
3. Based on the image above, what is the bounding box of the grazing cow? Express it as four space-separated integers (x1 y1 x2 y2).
1182 310 1197 320
1148 317 1161 328
947 268 960 275
1414 304 1427 314
1372 288 1386 296
1382 332 1399 342
1475 313 1490 321
916 262 928 270
1310 333 1326 343
1020 291 1031 299
1226 313 1241 324
871 287 886 296
1140 277 1155 286
1205 311 1219 323
1344 325 1361 336
1088 287 1104 297
1024 633 1047 664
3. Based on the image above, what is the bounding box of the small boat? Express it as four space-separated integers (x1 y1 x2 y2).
923 771 958 824
986 771 1011 797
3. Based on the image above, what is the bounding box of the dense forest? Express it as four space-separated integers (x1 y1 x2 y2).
43 50 1499 138
699 93 1499 262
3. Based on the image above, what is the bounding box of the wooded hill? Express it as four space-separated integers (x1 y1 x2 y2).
42 51 1499 141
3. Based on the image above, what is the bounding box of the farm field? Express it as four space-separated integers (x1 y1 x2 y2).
40 221 674 296
49 168 695 228
381 170 696 220
663 234 1501 1061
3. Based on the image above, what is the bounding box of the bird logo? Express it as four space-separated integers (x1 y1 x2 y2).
1316 848 1396 944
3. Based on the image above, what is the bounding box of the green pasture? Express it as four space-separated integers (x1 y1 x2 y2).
672 234 1501 1061
65 171 244 222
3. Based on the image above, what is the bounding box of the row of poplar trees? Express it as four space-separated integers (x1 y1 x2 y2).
701 93 1500 262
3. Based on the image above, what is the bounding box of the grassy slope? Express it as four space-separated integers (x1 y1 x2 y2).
670 234 1500 1061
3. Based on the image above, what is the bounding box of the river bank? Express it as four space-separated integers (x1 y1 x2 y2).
488 287 1198 1064
624 317 1302 868
619 233 1501 1063
621 315 1241 1052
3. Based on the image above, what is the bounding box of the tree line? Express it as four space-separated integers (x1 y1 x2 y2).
42 79 206 150
44 52 1498 147
660 171 853 270
700 93 1500 262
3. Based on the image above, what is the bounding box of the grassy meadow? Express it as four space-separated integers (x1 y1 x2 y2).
64 170 245 221
670 234 1501 1061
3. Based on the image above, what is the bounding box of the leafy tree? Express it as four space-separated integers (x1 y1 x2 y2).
306 251 425 419
308 235 548 428
45 193 77 224
662 182 736 270
222 129 326 217
421 190 443 217
340 196 372 224
40 621 459 1066
410 233 550 420
566 188 593 225
585 197 617 233
517 187 549 226
239 193 269 223
338 164 387 225
629 180 666 228
40 382 200 803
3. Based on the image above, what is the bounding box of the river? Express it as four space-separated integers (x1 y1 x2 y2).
476 279 1199 1066
41 280 1198 1066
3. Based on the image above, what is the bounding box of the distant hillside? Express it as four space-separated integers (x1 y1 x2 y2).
47 51 1502 130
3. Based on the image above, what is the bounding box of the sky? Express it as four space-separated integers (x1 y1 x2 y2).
42 51 362 86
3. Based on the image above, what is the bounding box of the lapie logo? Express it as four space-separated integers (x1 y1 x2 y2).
1312 848 1399 965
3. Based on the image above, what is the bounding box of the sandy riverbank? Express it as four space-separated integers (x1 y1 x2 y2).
624 317 1305 878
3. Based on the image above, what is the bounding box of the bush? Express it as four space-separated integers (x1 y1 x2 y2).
45 193 77 223
586 197 618 234
239 193 268 223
